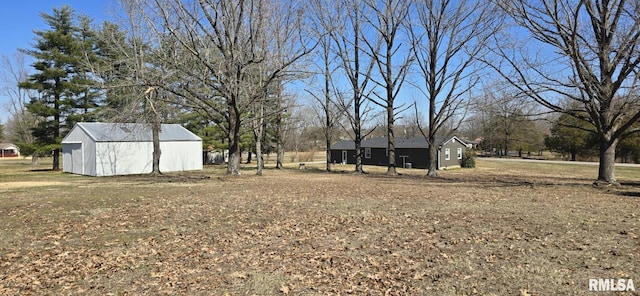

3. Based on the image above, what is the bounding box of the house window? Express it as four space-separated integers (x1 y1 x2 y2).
445 148 450 160
365 147 371 159
457 148 463 160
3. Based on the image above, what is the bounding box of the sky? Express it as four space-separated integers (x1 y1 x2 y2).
0 1 481 130
0 1 116 123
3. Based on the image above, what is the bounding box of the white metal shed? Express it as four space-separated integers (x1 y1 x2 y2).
62 122 203 176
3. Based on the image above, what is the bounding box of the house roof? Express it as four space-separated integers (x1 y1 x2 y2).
68 122 201 142
459 138 480 145
0 143 18 150
331 139 355 150
331 136 464 150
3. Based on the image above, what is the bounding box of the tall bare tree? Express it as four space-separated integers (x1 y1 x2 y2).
331 0 377 174
307 0 344 172
491 0 640 185
94 0 175 175
363 0 414 176
273 89 287 169
132 0 312 175
1 52 40 164
409 0 500 176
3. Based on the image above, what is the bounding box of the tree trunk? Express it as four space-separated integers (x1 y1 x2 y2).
323 41 332 173
596 137 619 185
52 149 60 170
145 89 162 175
255 138 263 175
426 138 437 176
387 105 397 175
354 128 363 174
151 119 161 174
275 109 284 170
276 145 284 169
53 92 60 171
354 100 364 174
227 104 242 175
31 154 38 166
255 100 265 176
325 138 332 172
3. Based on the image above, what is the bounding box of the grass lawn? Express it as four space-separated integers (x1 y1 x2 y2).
0 157 639 295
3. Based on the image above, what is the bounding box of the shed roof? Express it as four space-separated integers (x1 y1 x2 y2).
68 122 201 142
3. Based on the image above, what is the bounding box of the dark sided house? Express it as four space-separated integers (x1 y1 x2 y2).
329 136 467 169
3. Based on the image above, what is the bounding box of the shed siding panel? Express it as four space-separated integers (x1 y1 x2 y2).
159 141 203 172
96 142 153 176
62 144 74 174
84 139 96 176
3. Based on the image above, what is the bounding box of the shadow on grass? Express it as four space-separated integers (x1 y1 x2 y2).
620 181 640 187
615 191 640 197
30 169 59 172
613 182 640 197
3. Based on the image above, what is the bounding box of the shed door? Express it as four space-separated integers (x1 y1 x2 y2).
69 143 83 174
342 150 347 163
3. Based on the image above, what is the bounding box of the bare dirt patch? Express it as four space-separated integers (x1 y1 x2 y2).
0 162 639 295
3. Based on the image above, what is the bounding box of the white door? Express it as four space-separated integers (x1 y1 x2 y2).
342 150 347 163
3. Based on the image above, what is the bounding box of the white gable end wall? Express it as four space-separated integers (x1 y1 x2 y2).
62 125 97 176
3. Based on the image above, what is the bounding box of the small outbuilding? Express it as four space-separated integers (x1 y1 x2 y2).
0 143 20 158
62 122 203 176
329 136 467 169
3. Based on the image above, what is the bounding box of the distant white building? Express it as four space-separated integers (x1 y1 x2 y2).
0 143 19 158
62 122 202 176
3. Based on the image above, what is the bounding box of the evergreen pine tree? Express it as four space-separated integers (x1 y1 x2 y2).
19 6 99 170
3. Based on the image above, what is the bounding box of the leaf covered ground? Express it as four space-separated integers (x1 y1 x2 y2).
0 159 639 295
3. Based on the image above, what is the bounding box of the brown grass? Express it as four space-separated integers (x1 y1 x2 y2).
0 158 639 295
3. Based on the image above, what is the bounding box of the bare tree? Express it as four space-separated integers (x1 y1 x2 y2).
491 0 640 185
251 94 267 175
408 0 501 176
306 0 344 172
362 0 414 176
273 90 288 169
131 0 312 176
1 52 40 164
94 0 176 175
331 0 378 174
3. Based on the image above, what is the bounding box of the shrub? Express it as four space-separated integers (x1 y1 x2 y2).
460 150 476 168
